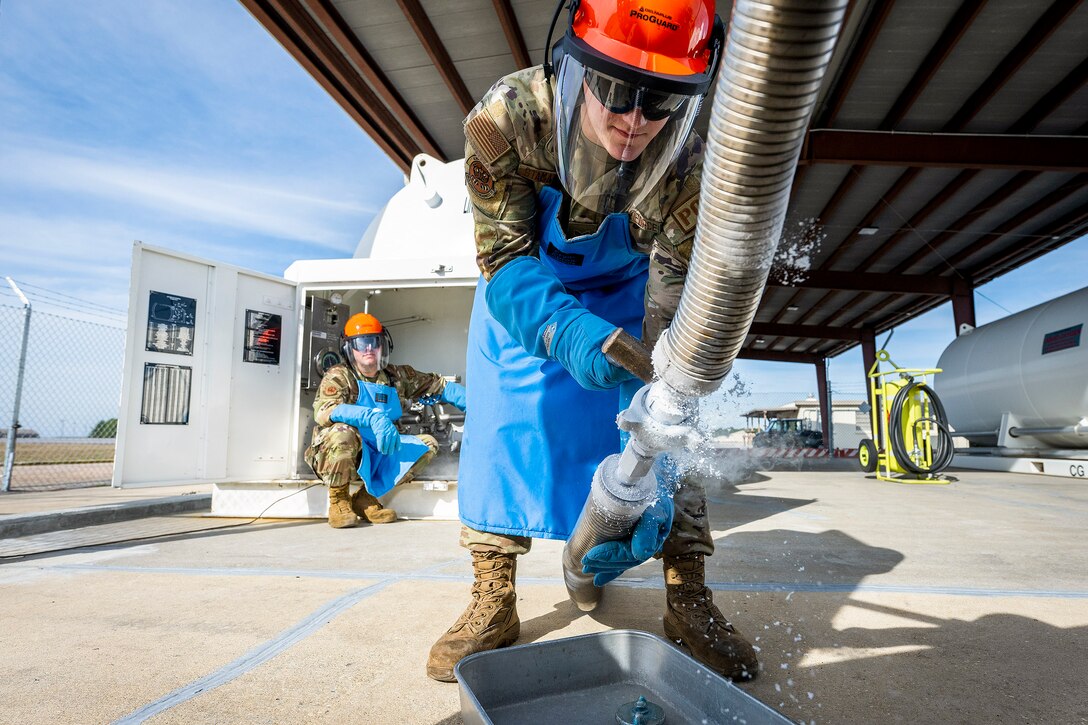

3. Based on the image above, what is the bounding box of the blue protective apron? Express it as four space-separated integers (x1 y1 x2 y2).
354 379 432 498
458 185 649 540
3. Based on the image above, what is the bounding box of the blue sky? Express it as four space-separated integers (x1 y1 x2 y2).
0 0 404 317
1 0 1084 416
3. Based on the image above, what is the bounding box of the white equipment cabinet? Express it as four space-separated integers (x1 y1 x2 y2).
114 155 478 518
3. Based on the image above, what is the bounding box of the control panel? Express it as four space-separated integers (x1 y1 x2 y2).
302 296 349 390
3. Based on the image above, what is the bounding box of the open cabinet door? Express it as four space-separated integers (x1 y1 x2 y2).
114 243 299 487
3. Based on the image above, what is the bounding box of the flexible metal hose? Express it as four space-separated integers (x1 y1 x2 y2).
561 0 847 610
653 0 848 395
561 454 653 611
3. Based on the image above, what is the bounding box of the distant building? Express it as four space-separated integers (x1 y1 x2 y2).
0 427 41 439
742 397 870 448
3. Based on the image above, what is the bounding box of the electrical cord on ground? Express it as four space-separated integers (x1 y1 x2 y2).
0 482 324 561
888 381 955 475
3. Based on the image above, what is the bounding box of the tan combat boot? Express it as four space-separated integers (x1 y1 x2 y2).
327 485 358 529
426 551 520 682
663 553 759 681
351 487 397 524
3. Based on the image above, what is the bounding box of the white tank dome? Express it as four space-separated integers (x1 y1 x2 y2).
354 154 475 261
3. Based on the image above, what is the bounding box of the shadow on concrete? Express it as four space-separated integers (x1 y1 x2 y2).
517 484 822 643
720 529 1086 722
517 517 1086 722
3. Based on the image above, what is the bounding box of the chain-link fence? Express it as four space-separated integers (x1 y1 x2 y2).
1 288 126 491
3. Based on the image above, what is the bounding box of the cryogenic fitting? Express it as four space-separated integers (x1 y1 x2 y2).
561 453 660 611
615 381 699 481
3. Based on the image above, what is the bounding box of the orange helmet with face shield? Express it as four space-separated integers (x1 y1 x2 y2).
569 0 720 77
341 313 393 374
545 0 723 213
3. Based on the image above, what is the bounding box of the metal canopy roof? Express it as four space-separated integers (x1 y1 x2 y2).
242 0 1088 364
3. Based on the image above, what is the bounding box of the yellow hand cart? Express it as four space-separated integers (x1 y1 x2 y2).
858 349 954 484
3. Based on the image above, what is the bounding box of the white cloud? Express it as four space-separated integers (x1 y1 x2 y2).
0 141 377 250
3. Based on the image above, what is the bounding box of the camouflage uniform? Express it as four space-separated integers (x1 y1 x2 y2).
305 363 446 491
459 65 712 558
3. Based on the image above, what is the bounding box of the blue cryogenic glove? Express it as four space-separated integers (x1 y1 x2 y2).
421 381 467 410
485 256 635 391
581 494 675 586
329 404 402 455
440 381 467 410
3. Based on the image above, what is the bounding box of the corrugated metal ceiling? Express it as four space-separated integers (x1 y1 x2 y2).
241 0 1088 368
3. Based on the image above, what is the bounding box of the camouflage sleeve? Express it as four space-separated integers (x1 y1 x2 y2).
389 364 446 402
312 365 354 427
463 84 540 281
643 170 701 349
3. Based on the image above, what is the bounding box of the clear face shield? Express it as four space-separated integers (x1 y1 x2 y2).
553 57 702 214
342 333 388 376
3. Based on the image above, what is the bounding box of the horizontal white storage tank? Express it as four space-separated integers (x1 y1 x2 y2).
935 286 1088 449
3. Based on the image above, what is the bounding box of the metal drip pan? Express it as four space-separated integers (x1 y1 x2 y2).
455 629 790 725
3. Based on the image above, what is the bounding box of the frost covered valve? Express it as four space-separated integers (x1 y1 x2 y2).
616 381 698 482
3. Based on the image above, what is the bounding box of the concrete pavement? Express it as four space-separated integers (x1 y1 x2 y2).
0 464 1085 723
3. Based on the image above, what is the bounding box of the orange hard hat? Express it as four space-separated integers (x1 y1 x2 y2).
547 0 723 89
544 0 723 214
343 312 383 337
572 0 718 76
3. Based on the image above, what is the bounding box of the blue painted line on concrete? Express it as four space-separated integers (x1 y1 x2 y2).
54 562 1088 599
112 580 392 725
111 558 460 724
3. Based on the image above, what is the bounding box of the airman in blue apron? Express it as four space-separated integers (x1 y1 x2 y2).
426 0 758 683
306 313 466 528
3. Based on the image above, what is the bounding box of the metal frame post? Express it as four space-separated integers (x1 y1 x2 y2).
3 277 32 492
861 328 877 388
816 358 833 452
951 277 976 335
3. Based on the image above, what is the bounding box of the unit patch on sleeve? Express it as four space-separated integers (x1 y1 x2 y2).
467 156 497 200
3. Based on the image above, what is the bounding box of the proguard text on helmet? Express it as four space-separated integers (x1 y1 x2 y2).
631 9 679 31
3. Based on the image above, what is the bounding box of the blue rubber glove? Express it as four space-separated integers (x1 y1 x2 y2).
329 404 402 455
421 381 467 410
581 494 674 586
484 256 635 391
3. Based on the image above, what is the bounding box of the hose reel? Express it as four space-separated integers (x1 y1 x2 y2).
859 350 954 484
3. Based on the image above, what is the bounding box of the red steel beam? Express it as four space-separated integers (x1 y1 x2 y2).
749 322 863 342
942 0 1082 131
240 0 414 171
941 174 1088 271
971 207 1088 282
879 0 988 127
738 350 823 365
788 0 1079 353
814 1 895 126
770 0 982 341
491 0 531 69
830 175 1087 336
302 0 444 159
396 0 475 116
816 360 831 447
800 130 1088 171
268 0 422 160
